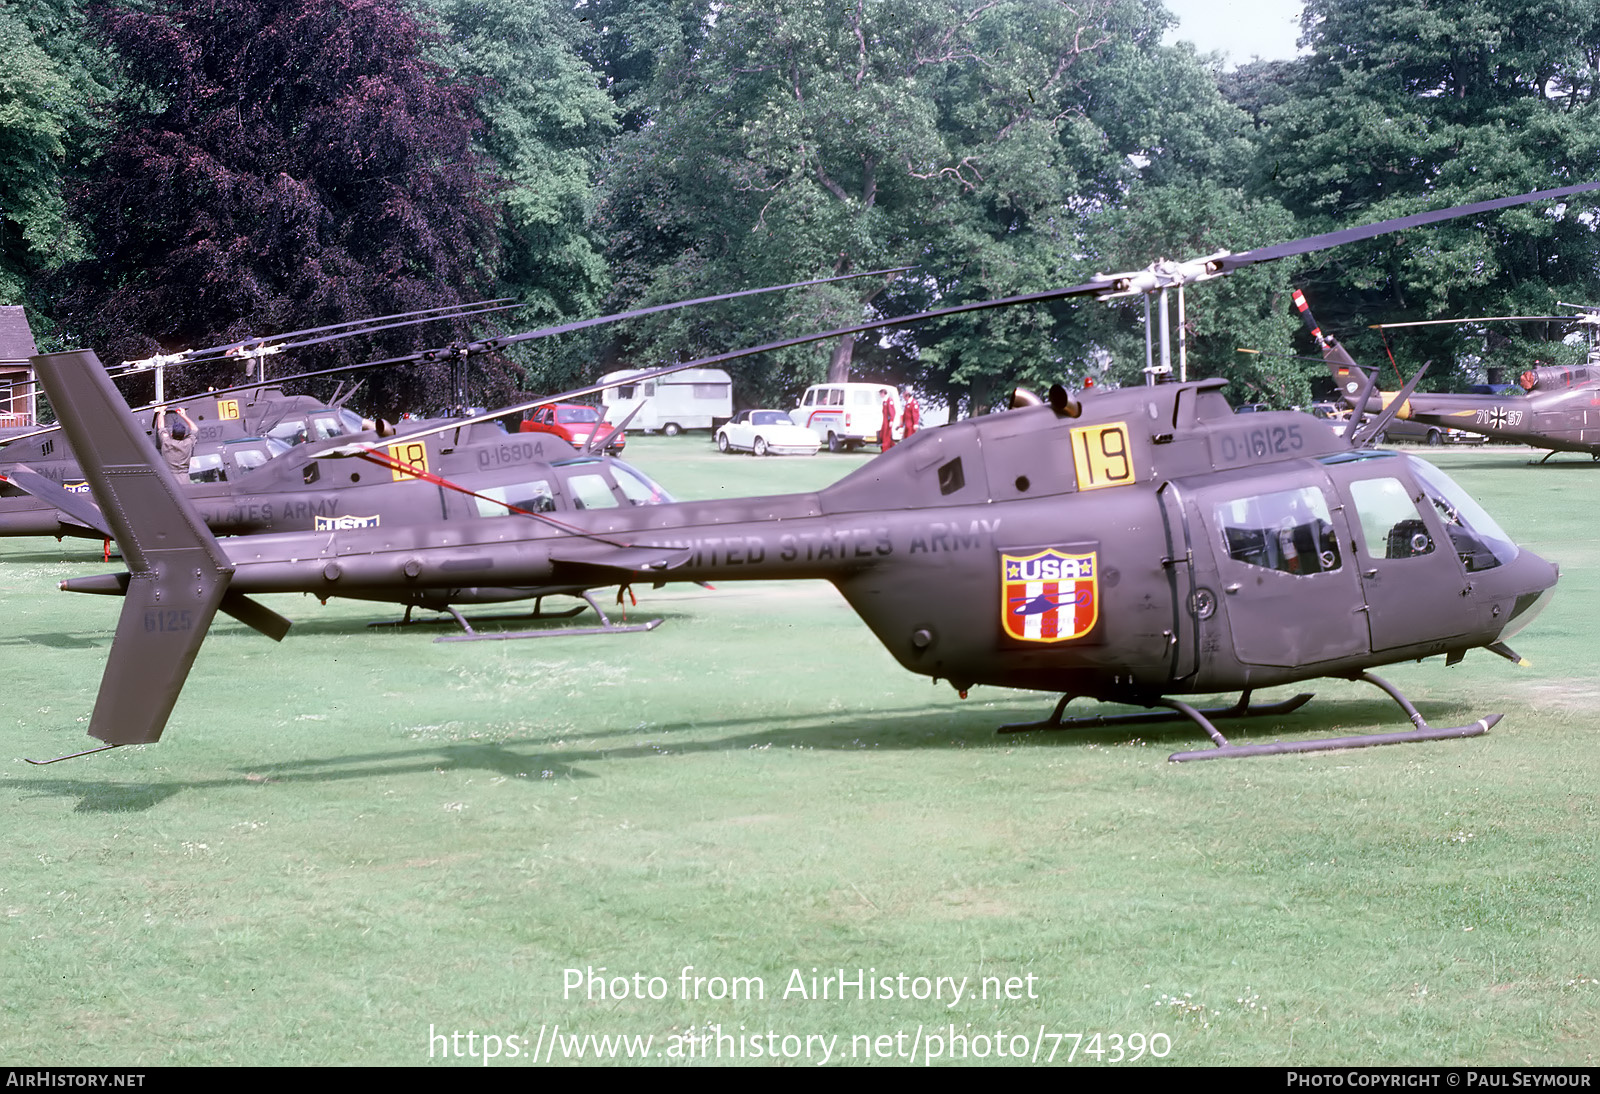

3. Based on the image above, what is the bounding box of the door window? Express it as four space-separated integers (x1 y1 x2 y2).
1214 486 1341 575
564 472 619 510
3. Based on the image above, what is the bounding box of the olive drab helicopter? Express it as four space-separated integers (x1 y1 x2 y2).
0 269 899 545
1294 290 1600 458
21 181 1599 764
3 269 905 639
0 299 537 538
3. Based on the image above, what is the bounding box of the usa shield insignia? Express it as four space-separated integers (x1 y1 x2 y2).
1000 548 1098 643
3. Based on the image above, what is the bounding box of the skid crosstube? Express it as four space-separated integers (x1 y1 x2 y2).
1000 673 1499 763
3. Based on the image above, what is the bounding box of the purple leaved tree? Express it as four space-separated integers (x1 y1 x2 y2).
59 0 503 415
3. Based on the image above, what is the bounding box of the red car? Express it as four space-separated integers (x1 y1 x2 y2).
520 403 626 453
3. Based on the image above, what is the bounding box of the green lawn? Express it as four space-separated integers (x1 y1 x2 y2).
0 438 1595 1066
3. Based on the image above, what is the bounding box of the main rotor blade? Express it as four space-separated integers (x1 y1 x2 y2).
11 267 914 446
587 400 644 455
1215 179 1600 272
344 278 1118 452
1236 348 1341 366
167 300 522 369
454 265 916 358
204 179 1600 456
124 299 516 367
1370 315 1575 330
361 176 1600 451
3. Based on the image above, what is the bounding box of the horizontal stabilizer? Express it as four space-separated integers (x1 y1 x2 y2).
547 542 692 579
63 573 289 642
2 465 112 537
220 591 292 642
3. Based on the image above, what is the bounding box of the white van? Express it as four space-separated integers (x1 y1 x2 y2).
791 382 902 451
600 368 733 435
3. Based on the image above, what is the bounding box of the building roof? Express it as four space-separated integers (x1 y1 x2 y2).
0 307 38 364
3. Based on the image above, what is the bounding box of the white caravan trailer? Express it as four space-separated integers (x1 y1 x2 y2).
600 368 734 435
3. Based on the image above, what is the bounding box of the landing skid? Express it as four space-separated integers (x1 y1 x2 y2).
998 689 1314 734
1531 450 1600 465
432 591 661 643
23 743 122 765
369 597 584 630
999 673 1498 762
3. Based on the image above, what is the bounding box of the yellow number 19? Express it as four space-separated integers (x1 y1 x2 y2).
1070 422 1134 490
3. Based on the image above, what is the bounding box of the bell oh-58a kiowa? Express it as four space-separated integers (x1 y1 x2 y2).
0 298 523 492
2 272 903 640
23 181 1599 764
0 271 894 545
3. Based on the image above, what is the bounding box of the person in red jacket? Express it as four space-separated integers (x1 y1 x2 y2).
902 390 920 438
880 391 896 450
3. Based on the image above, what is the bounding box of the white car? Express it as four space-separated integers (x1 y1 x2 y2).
716 409 821 456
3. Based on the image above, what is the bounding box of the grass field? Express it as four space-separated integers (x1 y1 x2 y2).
1 437 1596 1066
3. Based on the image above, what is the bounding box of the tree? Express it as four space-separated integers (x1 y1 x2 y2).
0 0 105 307
55 0 503 415
1250 0 1600 387
593 0 1144 409
591 0 1302 413
421 0 619 400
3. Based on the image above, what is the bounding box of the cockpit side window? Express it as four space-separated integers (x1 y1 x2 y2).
611 462 674 505
474 480 556 517
1214 486 1342 575
187 452 227 483
1349 477 1434 560
228 444 273 474
267 420 310 446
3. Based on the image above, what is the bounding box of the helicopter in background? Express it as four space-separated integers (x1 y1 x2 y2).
1297 291 1600 458
21 180 1599 764
1 266 896 518
0 298 526 488
1 271 905 635
0 269 896 543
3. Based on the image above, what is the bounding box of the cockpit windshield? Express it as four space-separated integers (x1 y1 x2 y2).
548 456 675 508
1406 456 1519 571
610 460 675 505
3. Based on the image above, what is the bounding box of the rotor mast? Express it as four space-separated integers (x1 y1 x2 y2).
1097 252 1229 385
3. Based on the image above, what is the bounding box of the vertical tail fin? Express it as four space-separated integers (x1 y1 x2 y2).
1292 287 1378 408
31 350 235 746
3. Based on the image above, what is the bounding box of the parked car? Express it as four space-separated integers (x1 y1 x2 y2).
1372 417 1485 446
519 403 625 453
716 409 821 456
1310 403 1483 445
